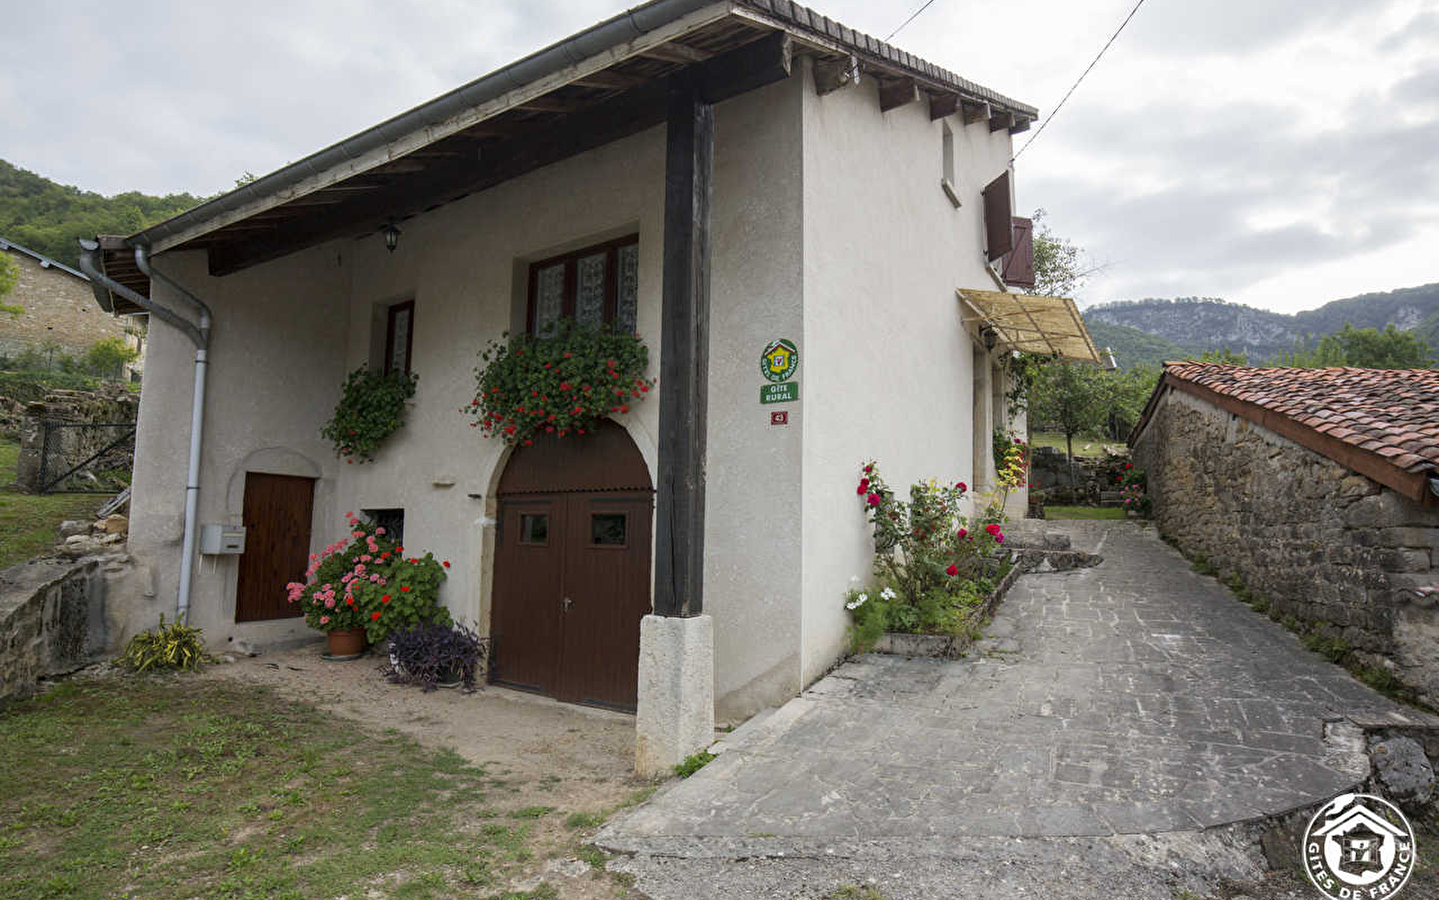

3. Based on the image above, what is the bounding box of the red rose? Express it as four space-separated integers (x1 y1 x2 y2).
381 595 390 603
985 523 1001 536
443 561 451 568
864 465 873 474
371 611 382 620
867 493 881 507
619 404 629 413
957 528 968 539
401 586 411 592
957 482 967 492
945 564 958 576
857 478 870 495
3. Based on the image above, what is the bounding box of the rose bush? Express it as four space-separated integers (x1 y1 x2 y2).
464 318 655 447
287 512 451 642
848 461 1009 646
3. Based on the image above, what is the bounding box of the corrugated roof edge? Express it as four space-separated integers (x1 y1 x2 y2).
737 0 1038 117
0 236 88 281
126 0 1038 254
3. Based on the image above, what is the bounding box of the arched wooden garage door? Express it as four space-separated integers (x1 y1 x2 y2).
492 421 653 710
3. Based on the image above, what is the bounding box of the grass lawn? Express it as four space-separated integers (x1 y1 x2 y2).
1043 506 1128 520
0 677 642 900
1028 431 1125 460
0 439 103 569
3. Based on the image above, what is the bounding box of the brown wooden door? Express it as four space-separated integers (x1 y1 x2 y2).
491 421 654 710
491 496 566 694
235 472 315 622
555 493 654 708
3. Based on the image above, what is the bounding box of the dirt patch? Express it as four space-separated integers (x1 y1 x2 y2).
202 640 656 899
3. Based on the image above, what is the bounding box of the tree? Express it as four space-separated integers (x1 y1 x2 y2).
1029 361 1108 488
1029 209 1104 298
1275 323 1432 369
81 337 139 379
1191 347 1248 365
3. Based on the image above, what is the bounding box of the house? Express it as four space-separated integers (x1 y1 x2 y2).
0 237 144 379
1130 362 1439 703
79 0 1098 772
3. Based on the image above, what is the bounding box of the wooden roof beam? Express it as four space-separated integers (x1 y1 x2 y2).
516 94 579 113
878 77 918 112
573 69 646 90
812 54 857 96
928 91 959 121
1009 115 1033 134
639 40 712 64
208 32 792 277
989 110 1015 132
962 99 989 125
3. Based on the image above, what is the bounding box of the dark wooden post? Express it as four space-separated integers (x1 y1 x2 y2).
653 73 713 619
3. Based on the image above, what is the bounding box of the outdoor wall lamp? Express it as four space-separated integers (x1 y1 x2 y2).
381 220 402 253
982 326 998 351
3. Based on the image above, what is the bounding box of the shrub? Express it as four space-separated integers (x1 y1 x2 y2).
117 614 208 672
286 512 451 641
464 318 655 447
385 623 488 692
848 461 1008 640
673 751 714 778
1117 462 1152 515
320 366 419 464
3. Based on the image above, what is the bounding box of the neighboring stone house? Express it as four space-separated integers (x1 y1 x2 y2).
0 237 144 379
1130 362 1439 702
79 0 1099 771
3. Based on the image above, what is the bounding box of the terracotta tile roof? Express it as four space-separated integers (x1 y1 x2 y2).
1158 362 1439 476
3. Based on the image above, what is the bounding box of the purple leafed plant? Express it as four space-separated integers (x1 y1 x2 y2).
384 623 489 692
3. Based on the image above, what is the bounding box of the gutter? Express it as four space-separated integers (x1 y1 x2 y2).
78 239 211 622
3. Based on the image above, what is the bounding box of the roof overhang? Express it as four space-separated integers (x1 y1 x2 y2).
958 289 1100 364
108 0 1038 281
90 236 150 315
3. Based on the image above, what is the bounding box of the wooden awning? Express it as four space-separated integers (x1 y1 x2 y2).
958 289 1100 363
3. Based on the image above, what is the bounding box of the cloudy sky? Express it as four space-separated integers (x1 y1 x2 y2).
3 0 1436 313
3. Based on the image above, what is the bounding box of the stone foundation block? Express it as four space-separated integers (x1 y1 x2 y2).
635 614 714 778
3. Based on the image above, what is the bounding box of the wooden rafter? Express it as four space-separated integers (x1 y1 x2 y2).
878 77 918 112
928 92 959 120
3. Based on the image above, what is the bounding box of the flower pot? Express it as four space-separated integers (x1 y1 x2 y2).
436 662 464 689
326 628 367 658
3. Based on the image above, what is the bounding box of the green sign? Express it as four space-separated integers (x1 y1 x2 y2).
760 338 799 383
761 382 799 404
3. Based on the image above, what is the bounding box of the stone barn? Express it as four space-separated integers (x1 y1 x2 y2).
1130 362 1439 703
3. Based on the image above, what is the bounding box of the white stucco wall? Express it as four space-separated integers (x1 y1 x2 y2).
125 62 1023 719
797 61 1017 685
126 244 351 648
126 74 805 717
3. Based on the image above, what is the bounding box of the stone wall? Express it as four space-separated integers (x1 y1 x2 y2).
15 385 139 492
0 245 140 369
0 556 121 705
1132 388 1439 702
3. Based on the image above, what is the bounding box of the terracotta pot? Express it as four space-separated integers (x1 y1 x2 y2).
326 627 366 657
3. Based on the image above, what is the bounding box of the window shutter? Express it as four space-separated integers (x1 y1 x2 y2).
1002 216 1035 289
982 171 1013 261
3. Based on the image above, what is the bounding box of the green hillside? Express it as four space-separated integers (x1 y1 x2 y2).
0 159 204 267
1084 319 1190 370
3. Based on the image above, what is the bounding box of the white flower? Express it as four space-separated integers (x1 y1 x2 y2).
880 587 896 600
845 600 859 610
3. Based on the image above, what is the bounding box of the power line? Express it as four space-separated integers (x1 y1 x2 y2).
1013 0 1147 162
884 0 940 42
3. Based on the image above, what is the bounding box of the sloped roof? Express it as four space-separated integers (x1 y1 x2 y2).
0 236 87 281
1132 362 1439 504
94 0 1037 307
958 290 1100 363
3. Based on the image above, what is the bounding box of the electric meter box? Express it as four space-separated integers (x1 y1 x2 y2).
200 524 246 555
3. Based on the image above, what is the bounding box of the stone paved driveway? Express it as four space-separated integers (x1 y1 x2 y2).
602 521 1433 859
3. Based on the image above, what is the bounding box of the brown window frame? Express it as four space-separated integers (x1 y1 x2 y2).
526 235 639 336
384 300 415 376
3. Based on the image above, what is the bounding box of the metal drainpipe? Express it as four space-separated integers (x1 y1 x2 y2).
133 247 212 624
76 239 212 623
